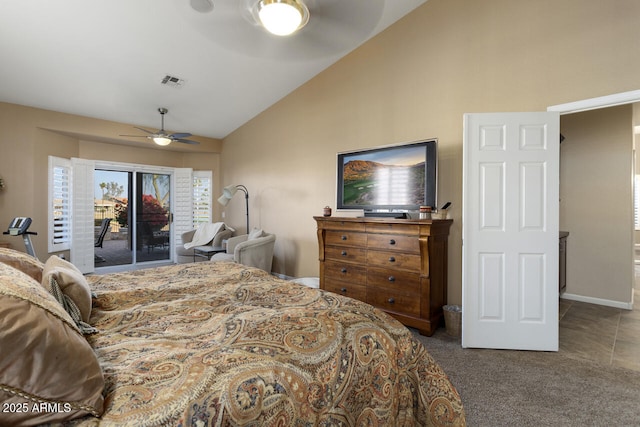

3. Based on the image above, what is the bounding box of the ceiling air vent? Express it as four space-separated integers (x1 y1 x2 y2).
160 75 185 88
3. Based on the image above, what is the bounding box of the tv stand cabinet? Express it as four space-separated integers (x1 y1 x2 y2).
314 216 452 336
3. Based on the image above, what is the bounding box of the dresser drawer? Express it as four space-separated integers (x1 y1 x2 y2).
324 280 366 301
367 290 420 317
367 250 420 271
326 230 367 247
322 221 366 232
324 260 366 283
367 222 420 236
367 233 419 253
325 246 366 263
367 268 420 294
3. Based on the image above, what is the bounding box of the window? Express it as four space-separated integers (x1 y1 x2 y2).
193 171 212 226
48 156 71 252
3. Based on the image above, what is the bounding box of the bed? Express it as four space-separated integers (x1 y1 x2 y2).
0 249 465 426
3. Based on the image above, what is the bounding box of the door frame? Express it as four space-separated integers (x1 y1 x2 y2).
549 90 640 311
548 89 640 115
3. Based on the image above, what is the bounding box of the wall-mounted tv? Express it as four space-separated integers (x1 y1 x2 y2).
336 139 437 216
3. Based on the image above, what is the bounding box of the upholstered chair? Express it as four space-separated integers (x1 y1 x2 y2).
210 229 275 272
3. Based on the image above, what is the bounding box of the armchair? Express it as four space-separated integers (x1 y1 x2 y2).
210 229 275 272
176 224 233 264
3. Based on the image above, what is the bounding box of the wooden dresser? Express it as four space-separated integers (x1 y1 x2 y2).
314 216 452 336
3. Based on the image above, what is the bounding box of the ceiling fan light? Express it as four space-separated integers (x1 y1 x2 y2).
258 0 309 36
153 136 172 146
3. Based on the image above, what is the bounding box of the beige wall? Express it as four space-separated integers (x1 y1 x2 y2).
1 0 639 305
0 102 223 258
221 0 640 305
560 106 634 303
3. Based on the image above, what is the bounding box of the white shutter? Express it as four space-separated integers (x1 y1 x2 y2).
173 168 193 258
70 158 95 273
193 171 212 226
635 175 640 230
48 157 72 253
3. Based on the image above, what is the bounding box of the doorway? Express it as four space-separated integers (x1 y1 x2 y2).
550 93 639 370
550 90 638 309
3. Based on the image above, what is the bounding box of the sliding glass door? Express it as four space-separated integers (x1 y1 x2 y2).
94 170 132 267
136 173 171 262
93 169 171 269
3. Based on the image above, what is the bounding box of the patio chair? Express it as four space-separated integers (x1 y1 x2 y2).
94 218 111 262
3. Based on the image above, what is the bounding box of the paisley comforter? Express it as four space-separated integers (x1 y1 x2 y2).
69 262 465 426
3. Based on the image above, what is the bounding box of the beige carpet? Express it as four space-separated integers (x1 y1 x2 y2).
414 329 640 426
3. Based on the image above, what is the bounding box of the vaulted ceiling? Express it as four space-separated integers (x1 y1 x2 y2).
0 0 427 139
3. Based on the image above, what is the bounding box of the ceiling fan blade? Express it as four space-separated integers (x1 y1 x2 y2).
120 134 150 138
169 132 192 139
134 126 157 135
175 138 200 145
190 0 213 13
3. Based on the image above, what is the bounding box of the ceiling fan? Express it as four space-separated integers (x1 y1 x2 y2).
180 0 386 60
121 108 199 146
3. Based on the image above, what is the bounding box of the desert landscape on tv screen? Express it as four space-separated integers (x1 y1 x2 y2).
342 146 426 206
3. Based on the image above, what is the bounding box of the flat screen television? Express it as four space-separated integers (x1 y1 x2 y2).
336 139 437 216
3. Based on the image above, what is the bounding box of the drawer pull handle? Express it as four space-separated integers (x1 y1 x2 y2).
388 256 396 262
389 239 396 245
388 276 395 282
341 250 347 256
341 287 347 293
388 297 395 304
341 235 348 240
341 268 347 274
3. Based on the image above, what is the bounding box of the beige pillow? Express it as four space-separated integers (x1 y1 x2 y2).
0 263 104 425
42 256 92 323
0 247 44 282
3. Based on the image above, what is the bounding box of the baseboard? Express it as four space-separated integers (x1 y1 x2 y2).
561 292 633 310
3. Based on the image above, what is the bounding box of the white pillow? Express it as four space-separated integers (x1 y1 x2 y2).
248 228 263 240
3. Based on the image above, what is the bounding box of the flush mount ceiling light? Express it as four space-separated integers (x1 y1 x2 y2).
257 0 309 36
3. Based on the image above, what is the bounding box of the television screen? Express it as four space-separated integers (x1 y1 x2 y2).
337 140 437 213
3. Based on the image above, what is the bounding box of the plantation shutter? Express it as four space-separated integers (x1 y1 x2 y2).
193 171 212 226
633 175 640 230
70 158 95 273
48 157 72 252
173 168 193 258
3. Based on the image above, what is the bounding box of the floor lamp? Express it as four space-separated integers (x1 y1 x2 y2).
217 184 249 233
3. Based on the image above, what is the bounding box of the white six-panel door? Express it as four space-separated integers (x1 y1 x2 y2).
462 112 560 351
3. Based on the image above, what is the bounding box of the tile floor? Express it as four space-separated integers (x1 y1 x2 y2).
559 269 640 372
95 238 170 267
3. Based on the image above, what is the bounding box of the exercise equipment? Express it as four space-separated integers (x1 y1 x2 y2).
3 217 37 258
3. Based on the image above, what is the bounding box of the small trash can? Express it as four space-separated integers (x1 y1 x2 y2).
443 305 462 337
